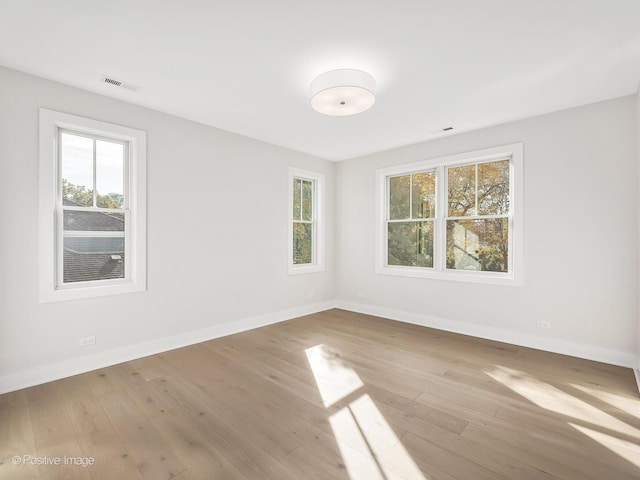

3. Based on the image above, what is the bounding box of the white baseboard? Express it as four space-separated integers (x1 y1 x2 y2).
335 300 636 368
0 301 335 395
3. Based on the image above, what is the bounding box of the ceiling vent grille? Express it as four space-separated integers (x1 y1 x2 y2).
101 75 140 92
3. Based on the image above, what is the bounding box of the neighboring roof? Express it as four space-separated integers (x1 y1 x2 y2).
63 251 124 283
63 198 124 232
62 198 125 282
63 210 124 232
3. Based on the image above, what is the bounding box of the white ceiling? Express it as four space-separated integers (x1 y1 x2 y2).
2 1 640 161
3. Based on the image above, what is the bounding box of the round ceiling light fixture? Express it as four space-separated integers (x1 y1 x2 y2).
310 69 376 116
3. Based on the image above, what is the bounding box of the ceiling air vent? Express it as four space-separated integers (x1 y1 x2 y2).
101 75 140 92
429 126 455 134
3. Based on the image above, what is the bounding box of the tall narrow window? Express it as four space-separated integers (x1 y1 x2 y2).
39 109 146 302
376 143 523 285
288 168 324 274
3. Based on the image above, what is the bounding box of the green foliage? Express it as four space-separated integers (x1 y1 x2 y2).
293 223 313 264
388 221 433 267
62 179 123 209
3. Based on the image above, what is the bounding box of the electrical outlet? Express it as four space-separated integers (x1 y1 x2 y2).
78 335 96 347
536 320 551 329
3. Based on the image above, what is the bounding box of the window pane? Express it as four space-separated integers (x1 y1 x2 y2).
61 133 94 207
389 175 410 220
64 236 124 253
302 180 313 221
63 237 125 283
293 178 301 220
446 218 508 272
388 221 433 267
448 164 476 217
411 171 436 219
293 222 313 264
96 140 124 208
478 159 510 215
64 211 124 232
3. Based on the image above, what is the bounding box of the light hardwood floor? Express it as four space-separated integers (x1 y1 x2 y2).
1 309 639 480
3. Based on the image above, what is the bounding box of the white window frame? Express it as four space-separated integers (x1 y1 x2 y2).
288 167 325 275
375 143 523 286
39 109 147 302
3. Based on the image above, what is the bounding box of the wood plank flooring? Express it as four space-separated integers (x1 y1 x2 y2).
1 309 639 479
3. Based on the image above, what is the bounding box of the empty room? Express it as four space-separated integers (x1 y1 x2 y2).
1 1 640 479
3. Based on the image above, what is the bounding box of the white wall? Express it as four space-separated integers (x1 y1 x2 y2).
0 66 335 392
637 84 640 386
336 95 638 367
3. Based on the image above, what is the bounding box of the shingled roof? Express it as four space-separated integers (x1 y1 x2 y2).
63 251 125 283
62 198 125 283
63 198 124 232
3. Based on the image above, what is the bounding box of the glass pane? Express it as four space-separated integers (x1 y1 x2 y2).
411 171 436 219
302 180 313 221
293 222 313 264
293 178 301 220
63 236 125 253
478 159 510 215
448 164 476 217
96 140 125 208
387 221 433 267
63 237 125 283
61 132 94 207
389 175 410 220
64 210 124 232
446 218 508 272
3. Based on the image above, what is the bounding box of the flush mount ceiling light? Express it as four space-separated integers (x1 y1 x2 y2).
310 69 376 116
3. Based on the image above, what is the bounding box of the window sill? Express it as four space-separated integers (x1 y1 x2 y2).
288 264 325 275
39 280 146 303
376 265 522 286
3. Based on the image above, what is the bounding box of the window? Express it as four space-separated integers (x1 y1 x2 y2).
387 171 436 268
376 143 523 285
39 109 146 302
288 168 324 274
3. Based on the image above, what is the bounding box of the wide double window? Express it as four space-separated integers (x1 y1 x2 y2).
376 144 523 285
39 109 146 302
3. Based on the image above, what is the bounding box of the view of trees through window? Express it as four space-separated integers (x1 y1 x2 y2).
387 171 435 267
292 177 314 264
62 179 123 209
386 158 510 273
446 159 509 272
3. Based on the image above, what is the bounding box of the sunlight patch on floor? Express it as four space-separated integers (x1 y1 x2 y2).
570 383 640 420
570 423 640 469
486 366 640 440
306 344 427 480
305 344 364 408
